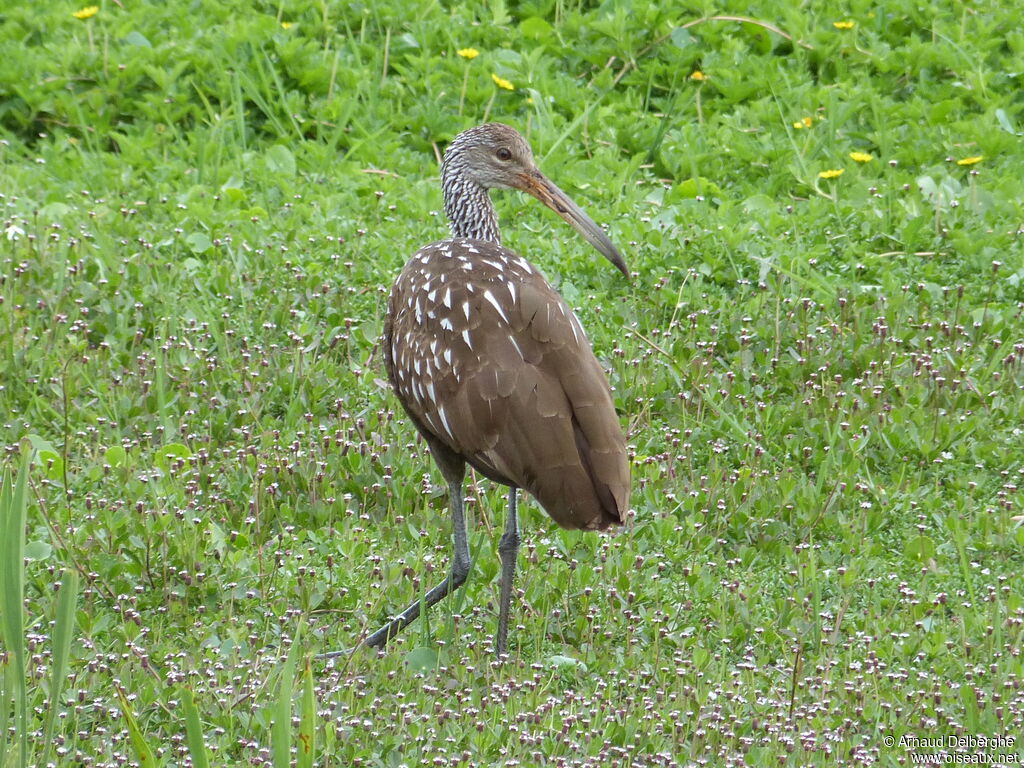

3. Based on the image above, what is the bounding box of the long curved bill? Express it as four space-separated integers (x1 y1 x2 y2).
515 170 629 279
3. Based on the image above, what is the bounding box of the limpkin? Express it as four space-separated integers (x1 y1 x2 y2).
352 123 630 657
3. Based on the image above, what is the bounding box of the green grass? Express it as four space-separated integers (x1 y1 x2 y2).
2 0 1024 765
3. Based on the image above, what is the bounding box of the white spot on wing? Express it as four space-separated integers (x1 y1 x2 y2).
569 312 583 345
462 330 473 350
483 290 509 324
438 406 455 441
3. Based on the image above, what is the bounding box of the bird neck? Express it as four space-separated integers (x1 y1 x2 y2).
442 175 502 244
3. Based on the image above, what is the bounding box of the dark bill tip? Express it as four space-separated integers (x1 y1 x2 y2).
516 171 629 279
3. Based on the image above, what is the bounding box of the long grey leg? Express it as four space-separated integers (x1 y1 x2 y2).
323 480 471 657
495 486 520 657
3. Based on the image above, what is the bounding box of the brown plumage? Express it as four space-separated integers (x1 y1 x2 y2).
337 123 629 659
386 242 628 529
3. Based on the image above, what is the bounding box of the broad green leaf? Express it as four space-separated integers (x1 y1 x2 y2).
24 434 58 455
490 0 511 25
186 232 212 253
546 655 589 673
38 202 72 220
35 449 64 481
404 646 439 672
520 17 554 40
671 28 695 48
692 646 711 669
104 445 128 467
24 540 52 561
677 177 724 199
123 31 152 47
995 108 1019 135
265 145 296 178
155 443 192 470
905 535 936 562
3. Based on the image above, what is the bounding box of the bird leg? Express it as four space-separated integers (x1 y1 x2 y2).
356 480 471 652
495 486 520 657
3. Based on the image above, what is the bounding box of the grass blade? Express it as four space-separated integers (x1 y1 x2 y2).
115 684 157 768
41 567 79 766
181 686 210 768
297 659 316 768
0 470 10 767
0 655 8 768
271 623 302 768
0 450 31 768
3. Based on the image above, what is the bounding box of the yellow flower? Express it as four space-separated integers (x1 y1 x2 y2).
833 20 855 30
72 5 99 19
819 169 845 179
957 155 983 166
457 48 479 60
281 21 294 29
849 151 873 163
793 116 814 129
491 73 514 90
690 70 706 81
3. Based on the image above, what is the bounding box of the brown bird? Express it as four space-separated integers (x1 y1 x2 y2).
353 123 629 657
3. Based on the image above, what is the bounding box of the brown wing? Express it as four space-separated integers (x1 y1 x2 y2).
384 238 629 530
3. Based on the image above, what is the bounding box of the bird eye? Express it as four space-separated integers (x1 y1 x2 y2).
496 147 512 161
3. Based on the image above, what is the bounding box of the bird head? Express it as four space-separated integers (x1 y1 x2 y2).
442 123 629 278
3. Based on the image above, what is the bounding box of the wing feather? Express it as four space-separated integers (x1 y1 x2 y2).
384 239 629 530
